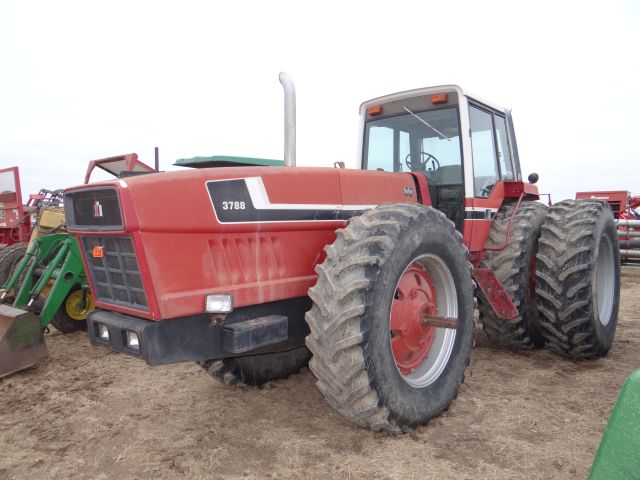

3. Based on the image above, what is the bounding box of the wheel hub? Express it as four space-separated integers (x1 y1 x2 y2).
596 234 615 326
390 264 438 375
65 290 95 321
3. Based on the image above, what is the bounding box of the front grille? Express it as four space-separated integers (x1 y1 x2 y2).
65 188 123 230
81 236 149 311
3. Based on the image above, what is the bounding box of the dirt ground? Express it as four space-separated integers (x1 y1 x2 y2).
1 267 639 480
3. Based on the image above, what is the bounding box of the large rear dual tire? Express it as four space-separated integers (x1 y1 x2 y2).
478 201 548 348
479 199 619 358
536 200 620 357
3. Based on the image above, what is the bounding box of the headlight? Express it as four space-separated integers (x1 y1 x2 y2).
205 294 233 313
125 330 140 351
97 323 110 342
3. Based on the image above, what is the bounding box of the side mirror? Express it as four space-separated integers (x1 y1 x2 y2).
528 173 539 184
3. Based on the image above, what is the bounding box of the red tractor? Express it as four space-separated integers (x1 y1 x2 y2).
62 75 620 431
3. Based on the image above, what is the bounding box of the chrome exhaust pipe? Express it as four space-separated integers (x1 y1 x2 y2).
279 72 296 167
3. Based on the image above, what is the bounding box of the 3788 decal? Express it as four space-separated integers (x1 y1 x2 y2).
221 201 246 210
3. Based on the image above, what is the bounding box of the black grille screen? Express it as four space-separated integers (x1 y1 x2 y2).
66 188 123 230
81 236 148 310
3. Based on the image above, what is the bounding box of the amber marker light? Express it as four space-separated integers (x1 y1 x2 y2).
431 93 449 105
367 105 383 116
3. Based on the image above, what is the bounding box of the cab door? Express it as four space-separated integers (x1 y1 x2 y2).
465 104 517 252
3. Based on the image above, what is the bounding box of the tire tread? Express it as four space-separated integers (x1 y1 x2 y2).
477 201 548 348
306 204 472 431
535 199 619 358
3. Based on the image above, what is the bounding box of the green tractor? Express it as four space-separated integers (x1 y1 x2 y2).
0 154 157 377
1 231 92 332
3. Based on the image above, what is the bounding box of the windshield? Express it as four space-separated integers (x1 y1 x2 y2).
363 107 462 186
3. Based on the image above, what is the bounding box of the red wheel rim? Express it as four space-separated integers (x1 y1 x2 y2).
390 262 438 375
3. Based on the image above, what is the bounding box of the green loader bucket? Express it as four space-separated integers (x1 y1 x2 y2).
0 304 47 378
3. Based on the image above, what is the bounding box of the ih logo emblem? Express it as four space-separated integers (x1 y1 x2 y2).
93 200 103 217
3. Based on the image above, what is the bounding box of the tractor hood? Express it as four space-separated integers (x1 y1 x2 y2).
64 165 417 236
62 166 417 320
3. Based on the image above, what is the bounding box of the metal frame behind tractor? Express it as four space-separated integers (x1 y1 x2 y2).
576 190 640 262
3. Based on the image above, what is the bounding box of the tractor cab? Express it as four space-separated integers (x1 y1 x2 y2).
359 86 522 231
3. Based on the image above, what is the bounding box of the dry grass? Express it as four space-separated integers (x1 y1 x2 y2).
1 266 639 479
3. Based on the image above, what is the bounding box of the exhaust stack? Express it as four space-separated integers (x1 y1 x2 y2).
279 72 296 167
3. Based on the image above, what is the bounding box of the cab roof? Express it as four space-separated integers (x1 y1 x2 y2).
359 84 509 115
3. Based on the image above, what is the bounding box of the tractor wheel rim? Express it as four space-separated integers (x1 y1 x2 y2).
596 235 614 326
389 254 457 388
65 290 95 321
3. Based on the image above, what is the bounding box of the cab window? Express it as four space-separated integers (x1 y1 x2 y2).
469 105 514 197
494 115 514 180
469 105 499 197
364 107 462 185
363 107 465 231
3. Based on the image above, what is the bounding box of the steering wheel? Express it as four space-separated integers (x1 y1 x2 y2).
405 152 440 172
479 177 497 197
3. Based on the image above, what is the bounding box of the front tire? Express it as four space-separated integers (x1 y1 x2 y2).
50 288 93 333
0 242 28 292
199 347 311 386
305 204 474 431
536 200 620 358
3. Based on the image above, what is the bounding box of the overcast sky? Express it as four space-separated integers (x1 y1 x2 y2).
1 0 638 202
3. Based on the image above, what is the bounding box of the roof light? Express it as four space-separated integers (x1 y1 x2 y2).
92 246 104 258
431 94 449 105
367 105 383 116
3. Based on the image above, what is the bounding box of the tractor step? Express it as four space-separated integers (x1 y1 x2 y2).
222 315 288 353
0 304 48 378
